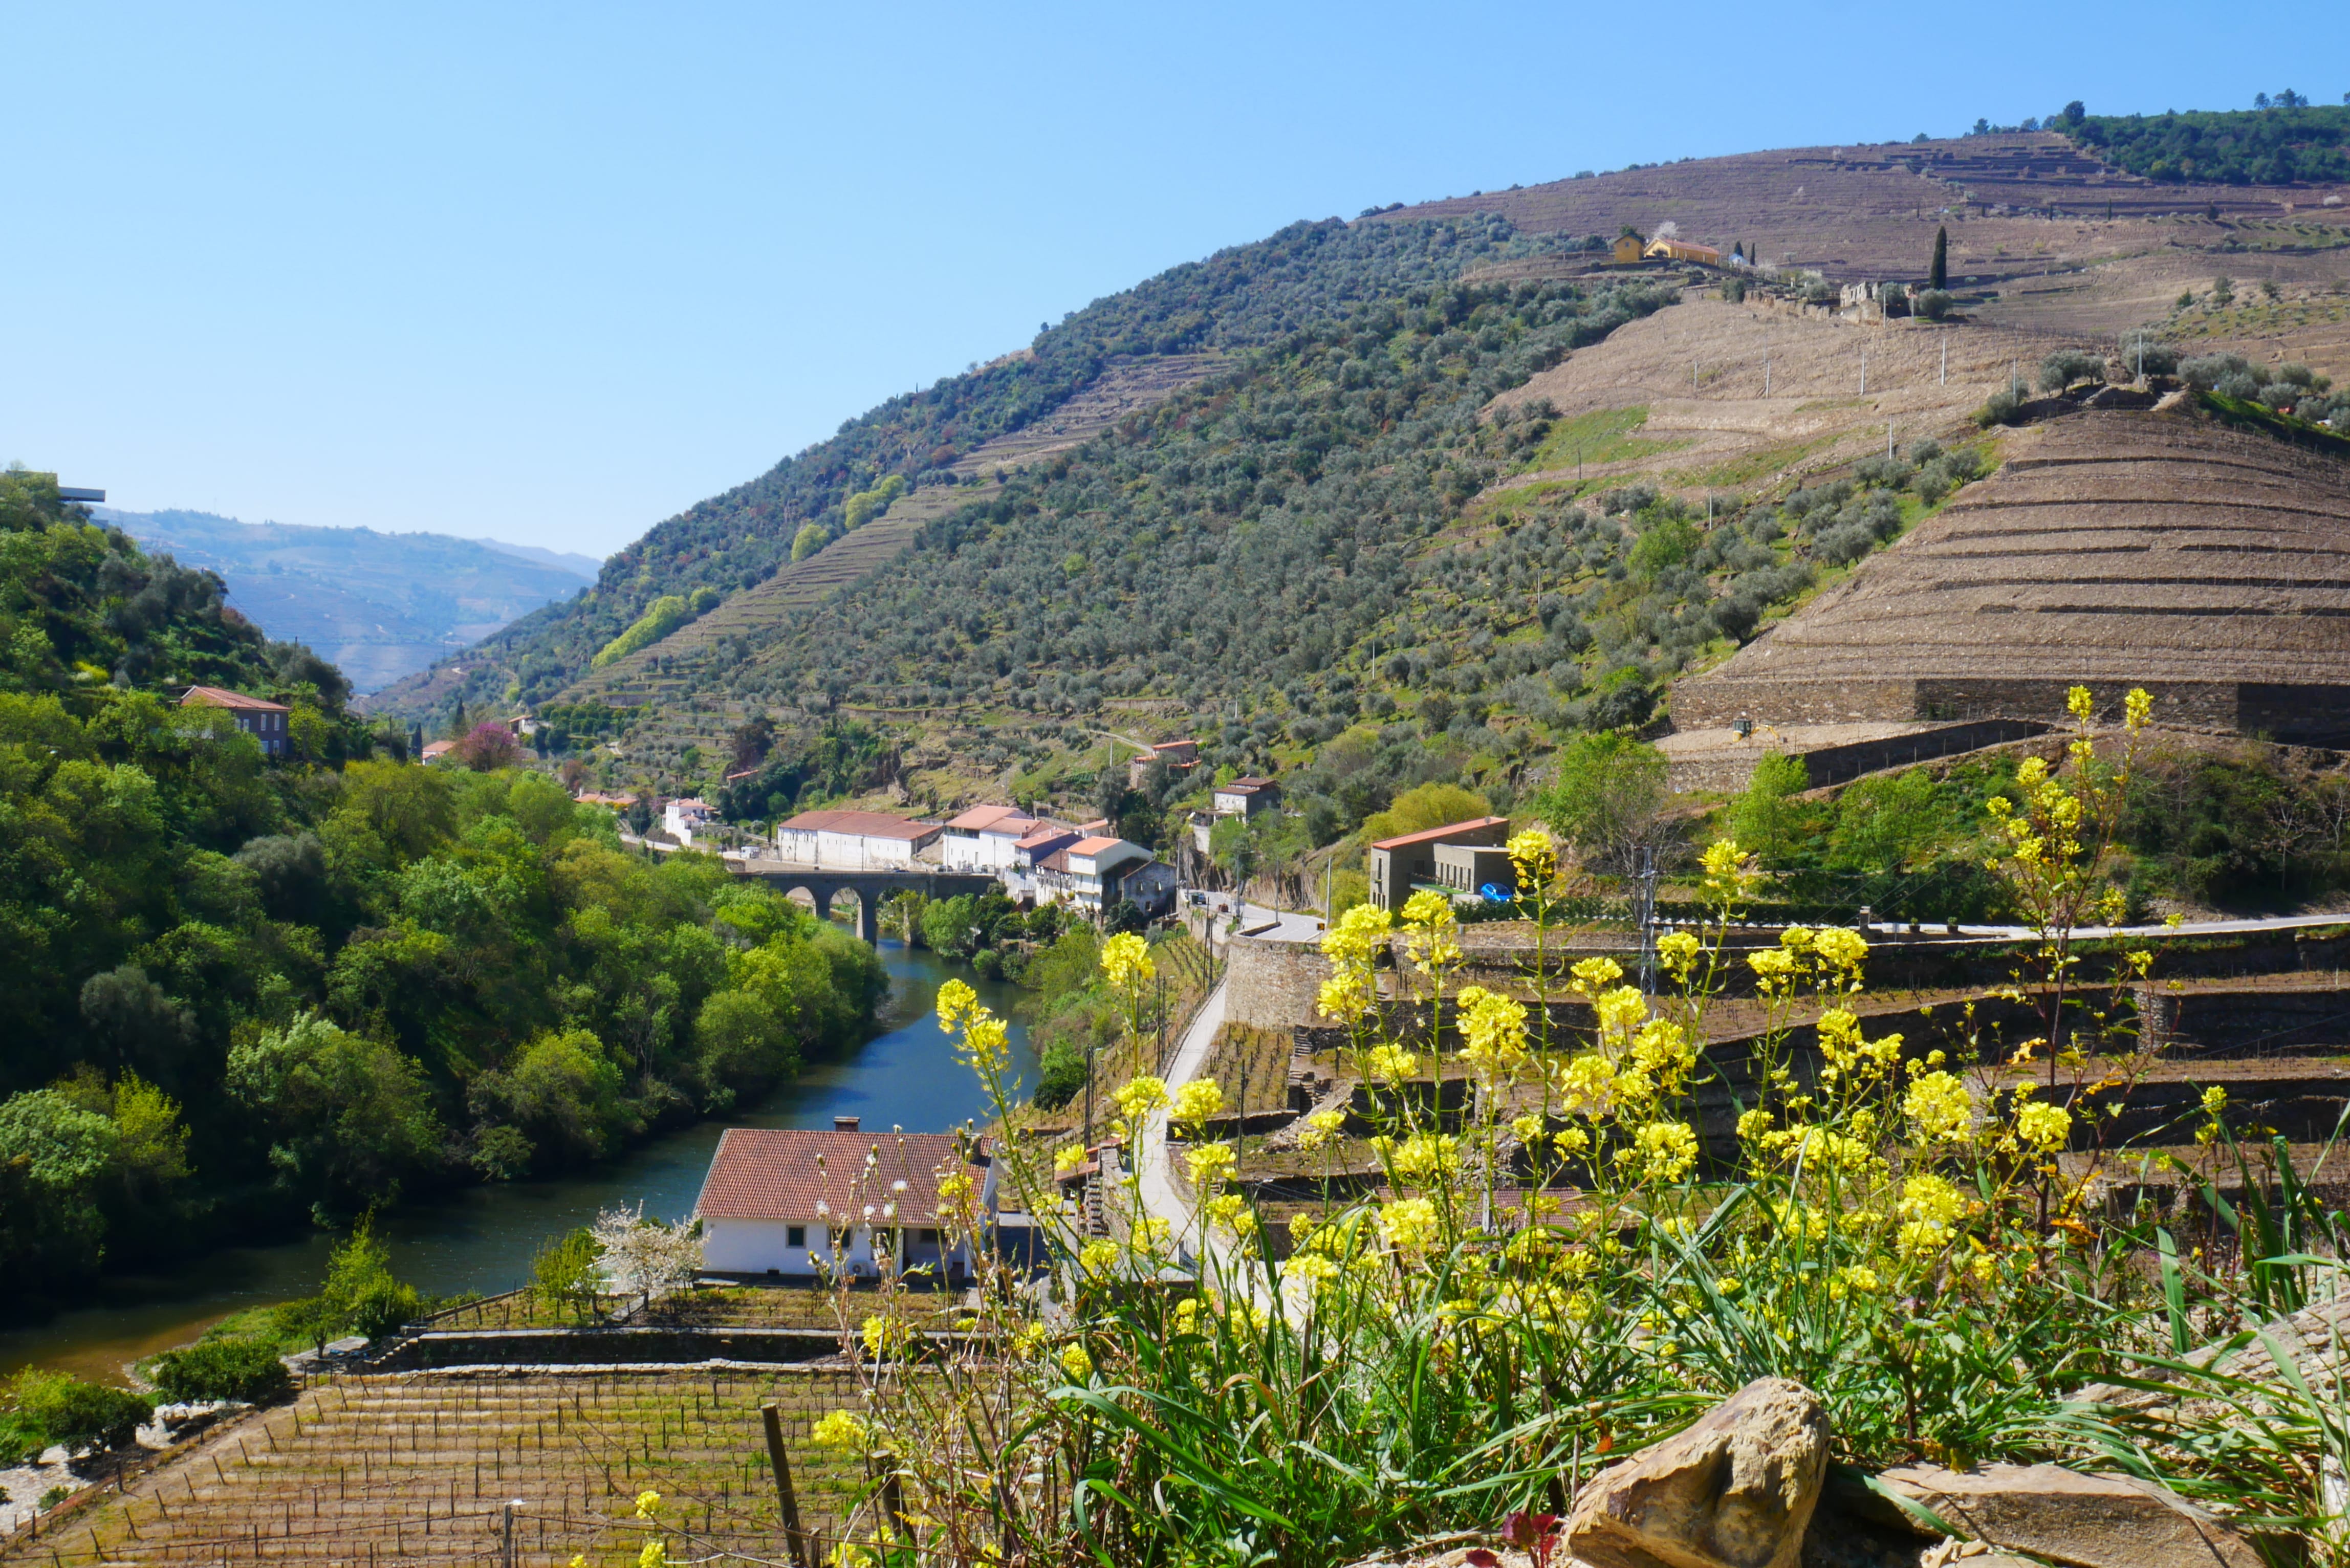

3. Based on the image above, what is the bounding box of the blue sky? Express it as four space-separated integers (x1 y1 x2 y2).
7 3 2343 556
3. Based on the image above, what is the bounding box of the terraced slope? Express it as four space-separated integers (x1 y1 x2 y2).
1387 134 2350 288
568 355 1223 710
1676 406 2350 744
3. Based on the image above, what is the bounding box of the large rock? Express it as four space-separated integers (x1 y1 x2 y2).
1872 1464 2263 1568
1568 1378 1829 1568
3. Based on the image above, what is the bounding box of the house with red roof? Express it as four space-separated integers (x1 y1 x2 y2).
1036 835 1178 919
180 685 290 757
773 808 942 869
693 1118 992 1280
1367 816 1514 910
939 803 1039 874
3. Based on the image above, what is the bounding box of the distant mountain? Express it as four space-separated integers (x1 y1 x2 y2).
99 508 600 693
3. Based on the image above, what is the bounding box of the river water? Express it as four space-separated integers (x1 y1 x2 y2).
0 941 1035 1386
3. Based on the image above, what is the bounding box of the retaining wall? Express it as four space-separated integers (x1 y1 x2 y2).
1226 937 1329 1030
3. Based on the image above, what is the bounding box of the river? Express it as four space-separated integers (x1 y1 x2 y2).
0 941 1036 1386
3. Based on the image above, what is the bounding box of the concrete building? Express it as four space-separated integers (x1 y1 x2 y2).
1366 816 1512 910
774 809 942 869
1212 776 1280 817
180 686 291 757
1432 841 1518 901
1036 836 1175 917
1002 822 1081 903
939 804 1039 873
693 1120 989 1281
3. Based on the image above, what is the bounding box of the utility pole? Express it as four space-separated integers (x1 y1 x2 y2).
1860 347 1867 397
1764 359 1771 396
1634 845 1660 996
1941 338 1948 385
1886 421 1895 460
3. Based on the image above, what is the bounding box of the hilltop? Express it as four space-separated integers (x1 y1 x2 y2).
367 107 2350 853
104 508 598 693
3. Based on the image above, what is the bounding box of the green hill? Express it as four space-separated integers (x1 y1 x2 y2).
363 216 1607 720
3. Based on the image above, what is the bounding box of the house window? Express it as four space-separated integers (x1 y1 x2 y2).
919 1228 939 1243
787 1225 807 1249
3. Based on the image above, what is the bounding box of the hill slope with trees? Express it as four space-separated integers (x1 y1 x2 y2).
0 471 882 1315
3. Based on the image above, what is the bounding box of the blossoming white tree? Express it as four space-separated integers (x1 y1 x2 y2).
589 1202 703 1314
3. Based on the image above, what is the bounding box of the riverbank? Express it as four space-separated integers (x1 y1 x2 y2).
0 941 1033 1387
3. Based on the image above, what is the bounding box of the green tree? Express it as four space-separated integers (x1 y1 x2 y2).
225 1014 445 1217
1929 226 1948 291
1358 782 1491 844
1726 752 1813 866
466 1029 635 1170
530 1226 605 1324
791 524 829 562
1533 732 1672 881
0 1089 120 1278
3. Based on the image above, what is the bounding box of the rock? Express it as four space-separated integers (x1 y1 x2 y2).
1872 1464 2263 1568
1569 1378 1829 1568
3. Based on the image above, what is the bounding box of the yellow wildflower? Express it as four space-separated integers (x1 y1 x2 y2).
1299 1108 1345 1150
1812 926 1868 973
935 978 978 1030
1364 1043 1420 1082
1054 1144 1089 1176
1657 929 1702 980
1100 931 1155 992
860 1315 907 1357
1172 1296 1201 1335
640 1540 668 1568
634 1490 663 1519
1320 901 1393 965
1059 1342 1093 1381
1736 1107 1773 1143
1186 1143 1237 1185
811 1409 869 1449
1204 1193 1246 1228
1079 1238 1120 1275
1170 1077 1225 1129
1112 1074 1169 1120
2015 1095 2072 1152
1507 827 1558 891
1511 1113 1547 1145
1389 1131 1460 1183
1317 970 1376 1025
1456 985 1530 1077
2125 687 2152 731
957 1012 1010 1072
1569 955 1625 995
1904 1071 1974 1143
2067 684 2094 721
1626 1120 1699 1183
1595 985 1649 1038
1380 1196 1442 1254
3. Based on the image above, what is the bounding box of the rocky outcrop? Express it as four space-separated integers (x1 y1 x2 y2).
1869 1464 2263 1568
1568 1377 1829 1568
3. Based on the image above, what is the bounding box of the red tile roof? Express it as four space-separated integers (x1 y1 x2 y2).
945 804 1034 833
1369 815 1513 853
694 1128 981 1223
1070 835 1123 855
180 685 289 714
777 809 941 841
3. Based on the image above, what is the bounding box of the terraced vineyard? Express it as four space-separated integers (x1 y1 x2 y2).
4 1370 890 1567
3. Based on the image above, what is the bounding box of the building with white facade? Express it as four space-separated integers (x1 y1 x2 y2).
663 797 717 844
774 809 942 869
1035 836 1177 918
939 804 1039 873
693 1119 990 1281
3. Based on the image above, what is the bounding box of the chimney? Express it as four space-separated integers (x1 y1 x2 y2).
834 1116 860 1134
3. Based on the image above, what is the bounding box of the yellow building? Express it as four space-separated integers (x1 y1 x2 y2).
1644 236 1723 265
1610 234 1646 264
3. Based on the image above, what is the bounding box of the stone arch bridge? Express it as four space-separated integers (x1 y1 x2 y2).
730 860 999 943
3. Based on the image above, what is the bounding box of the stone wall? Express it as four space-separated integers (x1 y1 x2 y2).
1225 937 1330 1031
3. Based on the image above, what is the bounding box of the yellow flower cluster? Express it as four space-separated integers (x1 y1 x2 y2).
1380 1196 1441 1254
1506 827 1558 892
1623 1120 1698 1183
861 1314 909 1357
1388 1131 1460 1183
1455 985 1529 1078
1297 1108 1345 1151
1364 1043 1420 1083
1186 1143 1237 1185
1398 890 1461 981
1903 1071 1974 1143
1170 1077 1225 1129
1059 1342 1093 1381
811 1409 869 1450
1100 931 1155 993
1568 955 1624 996
1113 1074 1169 1121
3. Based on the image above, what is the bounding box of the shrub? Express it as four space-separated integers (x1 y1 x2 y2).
2038 348 2105 392
2215 371 2263 401
148 1337 293 1405
2179 352 2251 390
5 1370 152 1456
1913 289 1953 320
2116 333 2179 378
1975 377 2030 427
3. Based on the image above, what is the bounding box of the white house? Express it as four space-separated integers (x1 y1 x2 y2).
774 809 942 869
663 797 717 844
1211 776 1280 817
693 1120 991 1281
1002 823 1081 903
939 804 1039 873
1036 836 1176 918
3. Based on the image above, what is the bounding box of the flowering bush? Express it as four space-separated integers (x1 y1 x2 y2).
614 685 2344 1566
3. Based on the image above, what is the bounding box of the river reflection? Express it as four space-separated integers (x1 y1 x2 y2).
0 940 1033 1385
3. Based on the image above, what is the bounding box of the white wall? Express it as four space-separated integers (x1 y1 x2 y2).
701 1217 971 1278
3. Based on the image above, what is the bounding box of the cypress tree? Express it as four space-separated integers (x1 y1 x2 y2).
1930 226 1948 290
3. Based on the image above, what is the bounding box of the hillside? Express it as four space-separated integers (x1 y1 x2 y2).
105 508 597 693
378 108 2350 843
363 217 1598 720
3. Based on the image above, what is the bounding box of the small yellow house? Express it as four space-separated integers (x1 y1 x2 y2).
1610 234 1645 264
1645 237 1723 265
